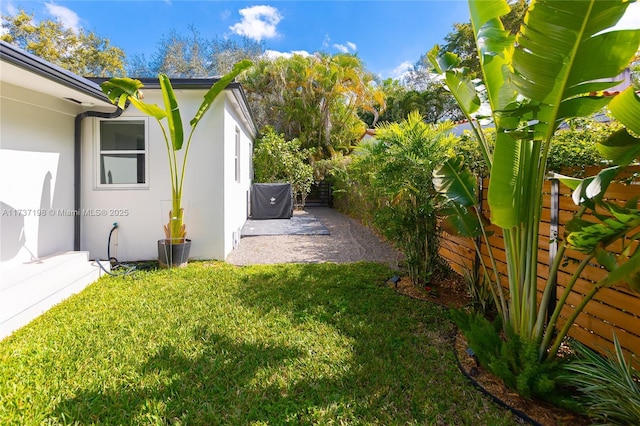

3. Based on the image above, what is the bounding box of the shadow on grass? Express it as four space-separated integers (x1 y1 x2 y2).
53 329 308 424
50 262 513 424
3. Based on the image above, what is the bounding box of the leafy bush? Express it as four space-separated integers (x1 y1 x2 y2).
546 118 621 175
336 112 457 285
253 126 314 207
330 151 378 227
560 334 640 425
454 129 494 178
453 117 620 178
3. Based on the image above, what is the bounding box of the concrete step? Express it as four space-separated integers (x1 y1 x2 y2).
0 251 109 340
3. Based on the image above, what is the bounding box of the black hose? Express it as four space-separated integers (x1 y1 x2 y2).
390 283 542 425
450 326 542 426
107 222 119 263
96 223 153 277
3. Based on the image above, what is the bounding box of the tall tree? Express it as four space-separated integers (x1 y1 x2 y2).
408 0 529 82
127 28 264 78
1 10 125 77
360 78 463 126
241 53 385 158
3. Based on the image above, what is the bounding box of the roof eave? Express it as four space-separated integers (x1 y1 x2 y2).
0 40 110 103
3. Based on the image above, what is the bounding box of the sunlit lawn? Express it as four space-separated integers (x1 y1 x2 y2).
0 261 516 425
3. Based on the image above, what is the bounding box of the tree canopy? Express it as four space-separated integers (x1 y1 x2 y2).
127 27 265 78
240 53 385 159
407 0 528 84
359 78 463 126
1 10 125 77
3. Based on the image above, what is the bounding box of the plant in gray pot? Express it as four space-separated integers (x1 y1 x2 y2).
101 60 252 267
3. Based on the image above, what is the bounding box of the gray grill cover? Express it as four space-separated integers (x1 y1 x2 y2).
250 183 293 219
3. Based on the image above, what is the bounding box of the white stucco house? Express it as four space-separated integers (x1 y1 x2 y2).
0 41 256 338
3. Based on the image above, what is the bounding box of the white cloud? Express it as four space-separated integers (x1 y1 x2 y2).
333 44 349 53
45 3 81 33
230 5 282 41
263 49 311 60
390 61 413 80
333 41 357 54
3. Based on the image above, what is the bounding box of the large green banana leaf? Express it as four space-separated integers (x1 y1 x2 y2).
475 0 640 229
609 88 640 134
427 47 481 116
100 77 167 120
159 74 184 151
434 157 484 238
468 0 515 114
190 59 253 127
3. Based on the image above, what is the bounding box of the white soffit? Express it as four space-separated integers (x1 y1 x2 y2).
0 60 113 110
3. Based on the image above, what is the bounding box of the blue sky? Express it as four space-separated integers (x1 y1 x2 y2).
2 1 639 79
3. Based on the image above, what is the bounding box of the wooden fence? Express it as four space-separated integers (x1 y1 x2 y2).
440 166 640 358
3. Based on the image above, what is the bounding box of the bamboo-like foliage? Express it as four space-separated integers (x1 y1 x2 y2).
100 60 252 242
357 112 457 285
430 0 640 362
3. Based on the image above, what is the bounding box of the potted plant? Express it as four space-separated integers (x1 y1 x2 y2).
100 60 252 267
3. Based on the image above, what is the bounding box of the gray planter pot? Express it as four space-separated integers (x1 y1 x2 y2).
158 239 191 268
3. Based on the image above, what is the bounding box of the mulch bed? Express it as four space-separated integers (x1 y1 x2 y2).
390 272 592 426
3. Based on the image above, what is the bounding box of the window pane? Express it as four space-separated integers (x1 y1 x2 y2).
100 121 145 150
100 154 145 184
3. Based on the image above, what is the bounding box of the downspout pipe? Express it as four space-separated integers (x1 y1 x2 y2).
74 106 125 251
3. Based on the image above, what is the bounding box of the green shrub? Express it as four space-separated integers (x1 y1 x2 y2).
253 127 314 207
453 117 620 178
546 118 621 175
330 148 379 227
454 130 493 178
340 112 457 285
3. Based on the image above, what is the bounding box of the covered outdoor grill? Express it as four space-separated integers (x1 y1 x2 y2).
250 183 294 219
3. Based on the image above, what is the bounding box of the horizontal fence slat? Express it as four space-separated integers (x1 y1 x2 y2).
437 169 640 358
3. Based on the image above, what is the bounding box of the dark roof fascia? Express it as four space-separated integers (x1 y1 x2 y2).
89 77 258 135
0 41 109 103
89 77 228 90
230 82 259 137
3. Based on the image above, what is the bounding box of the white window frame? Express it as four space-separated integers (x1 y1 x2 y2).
95 117 149 190
234 126 241 183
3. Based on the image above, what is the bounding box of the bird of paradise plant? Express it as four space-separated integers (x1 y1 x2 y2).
100 60 252 244
429 0 640 370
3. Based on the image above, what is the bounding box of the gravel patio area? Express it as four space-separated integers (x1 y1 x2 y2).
225 207 402 268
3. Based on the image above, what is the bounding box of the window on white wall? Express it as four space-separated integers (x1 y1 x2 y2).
235 127 241 183
97 118 148 188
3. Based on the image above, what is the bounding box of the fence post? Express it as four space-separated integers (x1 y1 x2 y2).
473 177 484 277
547 177 560 320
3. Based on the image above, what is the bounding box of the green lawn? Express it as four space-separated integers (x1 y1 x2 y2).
0 261 517 425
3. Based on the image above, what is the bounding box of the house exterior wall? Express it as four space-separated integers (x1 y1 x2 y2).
0 82 78 266
222 93 254 258
80 88 252 262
